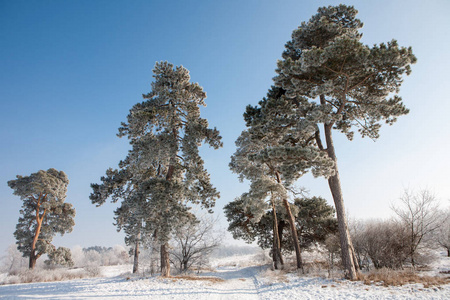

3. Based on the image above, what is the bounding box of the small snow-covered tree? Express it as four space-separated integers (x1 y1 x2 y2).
8 169 75 269
45 246 74 268
92 61 222 277
272 4 416 279
0 244 28 274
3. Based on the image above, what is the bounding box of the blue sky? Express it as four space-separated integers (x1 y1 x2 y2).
1 0 449 252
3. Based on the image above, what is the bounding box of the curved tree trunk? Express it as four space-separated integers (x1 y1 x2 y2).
323 121 358 280
29 196 46 269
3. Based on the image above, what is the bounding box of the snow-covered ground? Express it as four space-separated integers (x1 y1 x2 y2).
1 253 449 299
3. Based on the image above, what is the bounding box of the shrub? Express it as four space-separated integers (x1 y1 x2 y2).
359 268 450 287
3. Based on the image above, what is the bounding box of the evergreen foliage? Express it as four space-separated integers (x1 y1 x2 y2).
90 61 222 276
294 197 338 248
261 4 417 279
224 196 337 251
8 169 75 269
45 247 74 268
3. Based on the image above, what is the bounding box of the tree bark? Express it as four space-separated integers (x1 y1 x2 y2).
160 243 170 277
278 219 286 266
323 121 358 280
29 252 37 269
271 198 283 270
132 234 140 274
282 198 303 271
29 194 46 269
276 172 303 271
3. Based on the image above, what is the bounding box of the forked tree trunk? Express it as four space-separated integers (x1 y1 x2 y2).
132 234 140 274
271 198 283 270
323 121 358 280
160 243 170 277
29 196 46 269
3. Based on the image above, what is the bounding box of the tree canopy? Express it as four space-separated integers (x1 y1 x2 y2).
90 61 222 276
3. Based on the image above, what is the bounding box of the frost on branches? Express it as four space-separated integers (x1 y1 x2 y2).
270 4 416 279
228 86 334 271
90 61 222 277
8 169 75 269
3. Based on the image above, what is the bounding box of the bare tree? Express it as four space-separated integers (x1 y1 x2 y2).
436 208 450 257
391 189 443 267
170 214 222 273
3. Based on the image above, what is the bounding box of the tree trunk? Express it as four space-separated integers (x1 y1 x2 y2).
132 234 140 274
323 121 358 280
29 199 46 270
275 172 303 271
271 198 283 270
282 198 303 271
160 243 170 277
278 220 286 266
447 248 450 257
29 252 37 269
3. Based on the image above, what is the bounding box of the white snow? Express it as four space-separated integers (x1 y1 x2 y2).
1 253 449 299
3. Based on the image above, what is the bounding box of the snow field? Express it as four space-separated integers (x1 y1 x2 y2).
1 253 449 299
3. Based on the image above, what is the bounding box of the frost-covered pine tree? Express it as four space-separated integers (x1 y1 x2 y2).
91 61 222 277
8 169 75 269
273 5 416 279
230 86 333 270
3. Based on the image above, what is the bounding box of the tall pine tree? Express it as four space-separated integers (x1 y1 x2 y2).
273 5 416 279
91 61 222 277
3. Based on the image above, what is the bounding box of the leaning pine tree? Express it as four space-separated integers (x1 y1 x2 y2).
91 61 222 277
273 5 416 279
8 169 76 269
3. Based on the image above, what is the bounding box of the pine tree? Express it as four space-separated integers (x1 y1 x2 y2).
91 61 222 277
8 169 75 269
230 86 333 270
273 5 416 279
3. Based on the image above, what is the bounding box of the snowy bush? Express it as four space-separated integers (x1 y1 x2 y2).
0 245 28 275
1 268 91 285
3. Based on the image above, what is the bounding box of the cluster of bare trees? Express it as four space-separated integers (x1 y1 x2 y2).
351 189 449 271
125 214 222 275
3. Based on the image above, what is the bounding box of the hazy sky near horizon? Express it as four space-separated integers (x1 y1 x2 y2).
1 0 449 253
